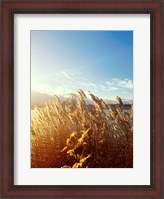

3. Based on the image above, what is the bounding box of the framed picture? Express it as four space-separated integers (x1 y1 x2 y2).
1 0 163 198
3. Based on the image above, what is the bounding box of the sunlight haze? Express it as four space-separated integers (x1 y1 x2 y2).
31 31 133 100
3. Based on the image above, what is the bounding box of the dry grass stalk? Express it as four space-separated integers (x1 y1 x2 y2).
31 90 133 168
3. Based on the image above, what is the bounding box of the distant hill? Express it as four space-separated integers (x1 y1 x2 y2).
31 91 56 109
31 91 133 109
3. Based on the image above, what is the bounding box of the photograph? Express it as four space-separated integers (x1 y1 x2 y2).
31 31 133 168
2 0 164 197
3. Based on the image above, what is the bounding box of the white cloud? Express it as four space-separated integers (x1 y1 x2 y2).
81 82 96 87
112 78 133 89
32 69 133 100
106 81 114 86
110 86 119 90
62 71 72 80
106 78 133 90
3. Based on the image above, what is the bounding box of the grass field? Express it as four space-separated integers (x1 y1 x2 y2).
31 90 133 168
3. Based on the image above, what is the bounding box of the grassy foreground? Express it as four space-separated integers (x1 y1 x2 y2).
31 90 133 168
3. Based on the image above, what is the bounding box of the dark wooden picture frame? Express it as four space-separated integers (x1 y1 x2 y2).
1 0 163 198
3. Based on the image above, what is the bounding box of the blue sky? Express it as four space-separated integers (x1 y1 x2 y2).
31 31 133 100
